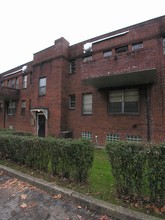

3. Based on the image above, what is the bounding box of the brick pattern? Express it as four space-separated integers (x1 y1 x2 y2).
0 16 165 145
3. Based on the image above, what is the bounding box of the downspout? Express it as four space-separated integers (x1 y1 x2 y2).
3 100 6 129
146 84 151 142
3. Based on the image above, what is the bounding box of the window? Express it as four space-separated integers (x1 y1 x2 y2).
15 77 19 89
103 50 112 57
8 101 16 115
82 93 92 114
70 60 76 74
163 38 165 54
115 45 128 54
69 94 76 109
82 132 92 140
109 89 139 113
107 133 119 142
21 101 26 115
39 77 46 96
0 102 3 112
132 42 143 51
83 55 92 62
22 75 27 89
127 135 142 142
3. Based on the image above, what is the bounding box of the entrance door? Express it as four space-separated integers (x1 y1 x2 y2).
38 114 46 137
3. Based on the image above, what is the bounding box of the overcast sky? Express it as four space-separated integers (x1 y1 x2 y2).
0 0 164 73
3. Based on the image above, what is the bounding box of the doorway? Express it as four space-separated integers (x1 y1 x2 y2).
37 114 46 137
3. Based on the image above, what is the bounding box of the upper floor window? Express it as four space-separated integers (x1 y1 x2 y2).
83 55 92 62
132 42 143 51
22 75 27 89
16 77 19 89
0 102 3 112
21 100 26 115
70 60 76 74
8 101 16 115
69 94 76 109
103 50 112 57
163 38 165 54
82 93 92 115
109 89 139 114
39 77 46 96
115 45 128 54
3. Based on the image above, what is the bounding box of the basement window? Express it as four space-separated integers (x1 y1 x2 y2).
107 133 119 142
115 45 128 54
127 135 142 142
82 131 92 140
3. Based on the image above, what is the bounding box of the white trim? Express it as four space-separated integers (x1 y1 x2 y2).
30 108 48 119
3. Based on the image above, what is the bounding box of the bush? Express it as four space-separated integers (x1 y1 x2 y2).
0 135 94 183
106 141 165 205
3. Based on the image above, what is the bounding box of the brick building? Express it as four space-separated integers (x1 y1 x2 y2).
0 16 165 145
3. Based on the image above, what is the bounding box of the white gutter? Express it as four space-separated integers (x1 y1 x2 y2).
3 65 27 78
83 31 129 53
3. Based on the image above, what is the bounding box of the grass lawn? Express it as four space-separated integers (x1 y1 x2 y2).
1 147 164 218
0 147 116 202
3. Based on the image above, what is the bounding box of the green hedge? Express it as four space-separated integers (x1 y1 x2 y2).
0 135 94 183
106 141 165 204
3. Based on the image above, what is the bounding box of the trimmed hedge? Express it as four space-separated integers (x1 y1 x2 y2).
106 141 165 204
0 135 94 183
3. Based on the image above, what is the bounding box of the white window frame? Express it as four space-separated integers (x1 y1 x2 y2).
21 100 26 114
132 42 143 51
82 132 92 140
107 133 119 142
127 135 142 142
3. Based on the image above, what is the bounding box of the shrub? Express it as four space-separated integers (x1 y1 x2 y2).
0 135 94 183
106 141 165 205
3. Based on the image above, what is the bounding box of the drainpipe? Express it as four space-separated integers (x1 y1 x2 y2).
3 100 6 129
146 84 151 142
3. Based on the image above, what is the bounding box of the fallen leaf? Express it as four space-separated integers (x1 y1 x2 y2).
20 194 27 200
100 215 109 220
160 206 165 213
20 202 28 208
53 194 62 199
77 205 82 209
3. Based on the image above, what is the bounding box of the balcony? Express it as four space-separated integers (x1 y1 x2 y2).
0 86 20 100
83 68 156 89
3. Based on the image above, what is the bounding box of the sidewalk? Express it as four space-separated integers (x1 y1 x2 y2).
0 165 162 220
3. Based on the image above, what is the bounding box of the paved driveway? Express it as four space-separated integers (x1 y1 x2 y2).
0 170 111 220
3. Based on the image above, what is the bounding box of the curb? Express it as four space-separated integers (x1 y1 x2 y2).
0 165 162 220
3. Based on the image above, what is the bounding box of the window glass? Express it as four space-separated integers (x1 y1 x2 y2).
103 50 112 57
82 94 92 114
109 89 139 113
8 101 16 115
132 42 143 51
39 77 46 96
69 95 76 109
21 101 26 114
163 38 165 54
22 75 27 89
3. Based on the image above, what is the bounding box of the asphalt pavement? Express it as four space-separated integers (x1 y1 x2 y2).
0 165 162 220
